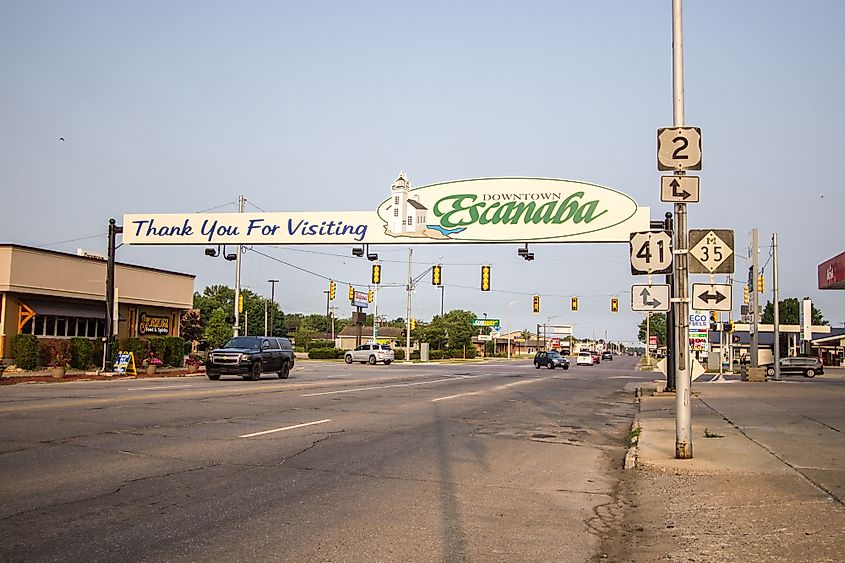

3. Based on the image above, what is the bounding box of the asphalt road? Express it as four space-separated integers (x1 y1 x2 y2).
0 355 651 562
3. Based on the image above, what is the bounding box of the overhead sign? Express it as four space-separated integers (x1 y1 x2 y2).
660 176 700 203
688 229 735 274
691 283 732 311
657 127 702 170
631 284 671 312
123 176 649 246
630 231 672 274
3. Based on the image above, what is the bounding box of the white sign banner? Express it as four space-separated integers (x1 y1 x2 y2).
123 176 649 245
689 310 709 330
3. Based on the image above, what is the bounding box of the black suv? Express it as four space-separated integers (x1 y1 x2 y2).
206 336 295 381
533 351 570 370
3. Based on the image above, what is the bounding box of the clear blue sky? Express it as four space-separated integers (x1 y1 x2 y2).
2 1 843 343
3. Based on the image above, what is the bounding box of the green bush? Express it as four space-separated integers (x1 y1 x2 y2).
310 339 336 349
147 337 168 364
40 339 70 368
429 349 446 360
465 347 478 359
163 337 185 366
308 347 343 360
11 334 39 370
121 337 145 364
410 350 421 360
393 348 405 361
69 338 95 369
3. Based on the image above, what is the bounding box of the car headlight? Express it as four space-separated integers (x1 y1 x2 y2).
240 354 251 362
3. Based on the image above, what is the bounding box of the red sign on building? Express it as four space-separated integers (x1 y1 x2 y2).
818 251 845 289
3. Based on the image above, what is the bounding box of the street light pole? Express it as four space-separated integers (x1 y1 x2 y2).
507 300 519 360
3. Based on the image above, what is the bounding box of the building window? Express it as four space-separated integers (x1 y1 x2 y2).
407 215 413 225
394 196 399 204
393 208 398 217
18 315 104 339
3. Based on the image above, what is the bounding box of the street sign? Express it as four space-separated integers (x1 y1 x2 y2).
657 127 702 170
629 231 673 274
660 176 700 203
691 283 732 311
477 334 492 341
688 229 735 274
631 284 671 312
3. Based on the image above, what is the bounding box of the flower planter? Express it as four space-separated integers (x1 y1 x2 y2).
146 365 158 376
186 364 198 374
50 367 66 379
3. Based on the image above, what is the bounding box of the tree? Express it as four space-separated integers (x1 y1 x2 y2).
204 307 233 349
761 298 827 326
193 285 284 337
637 313 667 346
180 309 203 342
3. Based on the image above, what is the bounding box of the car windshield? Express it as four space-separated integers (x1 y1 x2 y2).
548 352 562 359
223 337 261 350
579 352 591 356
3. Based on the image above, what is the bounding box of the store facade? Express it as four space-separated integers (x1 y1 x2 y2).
0 244 194 361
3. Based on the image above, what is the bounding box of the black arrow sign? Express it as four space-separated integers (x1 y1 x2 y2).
697 289 727 304
670 178 691 200
639 287 662 309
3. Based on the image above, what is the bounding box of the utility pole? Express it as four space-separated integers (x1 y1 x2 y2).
405 248 413 362
233 195 245 337
772 232 781 380
750 228 759 367
671 0 692 459
268 279 279 336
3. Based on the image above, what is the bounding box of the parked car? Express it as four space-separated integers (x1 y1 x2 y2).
576 351 594 366
601 351 613 361
345 343 395 365
764 356 824 378
533 351 570 370
206 336 295 381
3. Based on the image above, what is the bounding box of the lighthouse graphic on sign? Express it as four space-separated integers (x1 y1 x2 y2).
386 171 428 235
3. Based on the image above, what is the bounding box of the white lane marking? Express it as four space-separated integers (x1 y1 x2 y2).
127 385 195 391
300 377 462 397
431 392 479 402
239 418 331 438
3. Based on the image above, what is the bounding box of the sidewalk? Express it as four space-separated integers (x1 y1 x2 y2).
617 371 845 561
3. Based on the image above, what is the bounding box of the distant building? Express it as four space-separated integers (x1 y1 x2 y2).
387 172 427 235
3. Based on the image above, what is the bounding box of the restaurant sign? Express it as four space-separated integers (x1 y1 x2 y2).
123 175 649 245
139 313 170 335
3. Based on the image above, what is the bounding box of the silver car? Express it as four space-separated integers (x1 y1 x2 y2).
345 344 395 365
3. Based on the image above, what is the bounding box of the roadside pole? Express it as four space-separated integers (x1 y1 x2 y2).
671 0 693 459
405 248 412 363
750 228 759 367
772 233 781 380
233 195 244 337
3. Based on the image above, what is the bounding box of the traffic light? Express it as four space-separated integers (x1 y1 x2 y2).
432 264 442 286
757 274 764 293
571 296 578 312
367 290 373 303
480 265 491 291
371 264 381 285
349 285 355 302
723 321 734 333
410 318 416 331
532 295 540 314
709 313 718 332
329 280 336 300
611 297 619 313
743 284 750 305
238 294 244 314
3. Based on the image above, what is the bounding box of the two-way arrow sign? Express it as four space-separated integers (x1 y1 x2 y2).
660 176 700 203
691 283 732 311
631 284 671 312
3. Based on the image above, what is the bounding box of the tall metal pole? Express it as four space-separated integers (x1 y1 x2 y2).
105 218 122 372
268 279 279 336
373 259 380 342
664 212 676 391
233 195 244 337
405 248 413 362
772 232 781 380
750 228 760 367
671 0 692 459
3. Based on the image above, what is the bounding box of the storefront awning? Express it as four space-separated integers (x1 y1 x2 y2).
23 299 116 320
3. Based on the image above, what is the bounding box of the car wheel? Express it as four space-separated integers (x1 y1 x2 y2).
207 373 220 381
251 362 262 381
384 360 392 365
534 362 540 369
369 355 377 365
547 362 555 369
766 366 775 377
563 365 569 370
345 355 353 364
805 369 816 378
278 361 290 379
